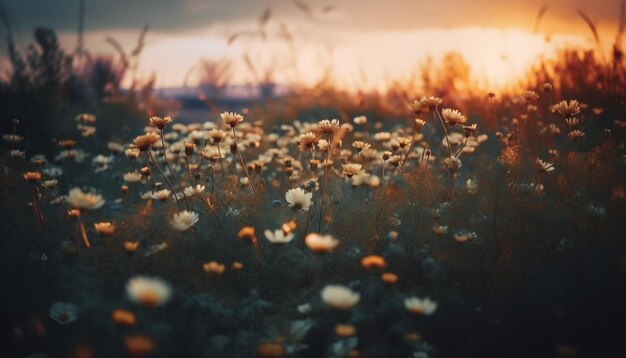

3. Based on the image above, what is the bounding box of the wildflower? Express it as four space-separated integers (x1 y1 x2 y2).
184 143 195 156
125 335 155 357
49 302 78 324
420 96 443 110
397 136 412 148
124 171 143 183
94 222 115 236
342 163 362 178
316 119 340 134
257 342 286 358
350 172 370 187
408 99 428 114
335 324 356 338
264 229 295 244
353 115 367 125
112 309 136 326
466 179 478 193
133 132 160 151
361 255 387 269
221 111 244 127
565 117 580 127
454 231 477 243
535 158 555 173
67 188 105 210
152 189 171 201
443 156 462 170
415 118 427 131
554 100 581 117
285 188 312 211
568 129 585 140
209 129 227 143
305 233 339 253
321 285 360 310
542 83 552 93
108 141 124 153
126 276 172 307
404 297 437 315
75 113 96 123
23 171 42 183
42 179 58 189
381 272 398 285
203 261 226 275
388 155 402 167
183 185 205 197
170 210 199 231
433 225 449 236
521 90 540 101
124 241 140 253
148 116 173 129
463 124 477 137
352 141 371 152
298 132 319 149
58 139 77 150
237 226 257 242
79 125 96 137
441 108 467 126
3 133 24 143
125 147 141 159
369 175 381 189
10 149 25 158
374 131 391 142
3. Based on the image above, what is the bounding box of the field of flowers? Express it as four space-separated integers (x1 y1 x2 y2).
1 22 626 358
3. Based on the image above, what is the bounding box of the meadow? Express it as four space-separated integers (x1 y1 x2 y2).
1 17 626 358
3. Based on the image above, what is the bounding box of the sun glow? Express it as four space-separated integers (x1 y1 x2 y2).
75 26 587 92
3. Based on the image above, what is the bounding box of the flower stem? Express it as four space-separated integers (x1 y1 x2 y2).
147 149 181 209
216 145 225 181
232 128 257 196
160 130 190 210
318 133 332 232
79 218 91 249
31 187 44 224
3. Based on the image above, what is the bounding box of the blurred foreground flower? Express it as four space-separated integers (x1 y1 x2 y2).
49 301 78 324
170 210 199 231
305 233 339 253
126 276 172 307
404 297 437 315
264 229 295 244
321 285 360 310
67 188 105 210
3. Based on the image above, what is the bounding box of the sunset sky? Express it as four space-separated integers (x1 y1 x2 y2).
1 0 622 90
